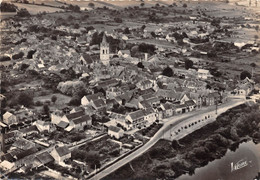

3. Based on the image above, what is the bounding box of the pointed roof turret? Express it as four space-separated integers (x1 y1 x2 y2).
102 33 107 44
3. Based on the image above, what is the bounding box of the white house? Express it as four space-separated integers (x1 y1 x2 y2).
108 126 124 139
136 80 154 90
118 50 131 58
143 108 157 123
197 69 210 79
3 112 17 125
125 110 146 129
81 92 103 106
51 146 71 165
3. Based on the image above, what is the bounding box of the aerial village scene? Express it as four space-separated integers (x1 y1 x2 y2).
0 0 260 179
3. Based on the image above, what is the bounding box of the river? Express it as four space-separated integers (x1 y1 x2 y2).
178 140 260 180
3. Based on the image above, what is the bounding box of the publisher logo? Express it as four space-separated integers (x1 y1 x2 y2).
230 158 251 172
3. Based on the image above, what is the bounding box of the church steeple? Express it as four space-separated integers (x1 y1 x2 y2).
102 33 108 45
100 33 110 65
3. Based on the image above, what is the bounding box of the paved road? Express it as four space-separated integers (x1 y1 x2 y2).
89 98 245 180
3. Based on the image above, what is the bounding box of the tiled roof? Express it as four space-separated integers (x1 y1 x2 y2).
85 92 103 101
108 125 122 133
92 99 106 108
55 146 70 157
57 121 69 128
36 152 54 165
128 110 145 120
65 110 85 120
72 114 91 125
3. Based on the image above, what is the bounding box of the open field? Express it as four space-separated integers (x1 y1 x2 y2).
33 93 71 106
12 3 64 14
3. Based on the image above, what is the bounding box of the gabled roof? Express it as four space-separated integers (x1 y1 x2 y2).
81 54 94 64
140 100 152 109
128 110 145 120
143 108 155 115
118 49 130 54
19 125 38 134
55 146 70 157
65 110 85 121
108 125 122 133
15 147 38 160
57 121 69 128
185 100 196 106
3 112 14 119
92 99 106 108
97 79 118 88
72 114 91 125
36 152 54 165
84 92 103 102
162 103 173 110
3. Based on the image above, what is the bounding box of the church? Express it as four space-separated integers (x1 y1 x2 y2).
100 33 110 66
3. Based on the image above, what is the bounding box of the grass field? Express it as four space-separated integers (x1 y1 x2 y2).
13 2 64 14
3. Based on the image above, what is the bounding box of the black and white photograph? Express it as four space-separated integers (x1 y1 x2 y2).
0 0 260 179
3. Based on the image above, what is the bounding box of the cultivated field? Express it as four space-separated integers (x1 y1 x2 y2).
12 2 64 14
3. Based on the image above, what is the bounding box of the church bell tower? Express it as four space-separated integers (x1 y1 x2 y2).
100 33 110 65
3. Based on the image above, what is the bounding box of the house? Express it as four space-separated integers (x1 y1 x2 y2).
51 146 71 164
118 50 131 58
139 100 152 110
125 110 146 129
108 126 124 139
79 54 95 68
34 120 56 133
161 103 174 118
0 160 15 171
51 110 64 125
19 125 39 137
3 112 17 125
136 80 154 90
12 138 36 150
67 114 92 131
106 87 123 99
202 92 220 106
34 152 54 168
61 110 85 123
81 92 104 106
96 79 119 90
91 99 106 110
143 108 157 123
197 69 210 79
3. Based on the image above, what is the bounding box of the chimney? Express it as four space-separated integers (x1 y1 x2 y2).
144 53 148 61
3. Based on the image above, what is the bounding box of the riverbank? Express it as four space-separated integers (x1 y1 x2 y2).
103 102 260 179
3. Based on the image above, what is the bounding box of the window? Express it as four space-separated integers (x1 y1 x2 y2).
103 50 105 54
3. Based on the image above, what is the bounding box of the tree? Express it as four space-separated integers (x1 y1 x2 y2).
42 104 50 115
184 59 193 70
114 17 122 23
0 56 11 62
137 62 144 69
0 2 17 12
17 8 30 17
51 95 57 104
240 71 251 80
18 92 33 107
123 27 130 34
140 2 145 7
162 66 173 77
88 3 95 8
151 31 156 38
20 63 29 71
12 52 24 60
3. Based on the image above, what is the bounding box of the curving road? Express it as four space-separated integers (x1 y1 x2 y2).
89 98 245 180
